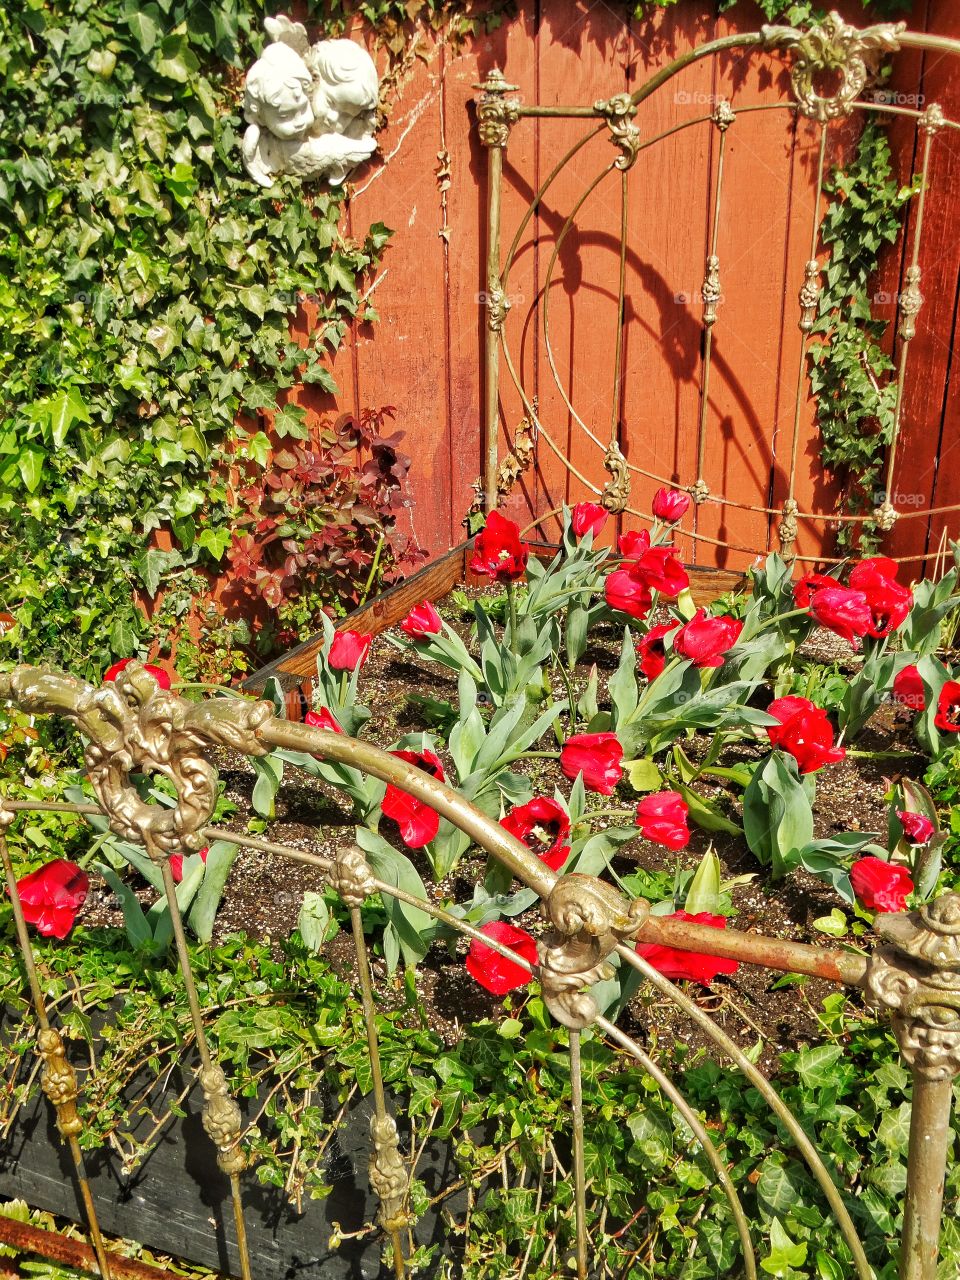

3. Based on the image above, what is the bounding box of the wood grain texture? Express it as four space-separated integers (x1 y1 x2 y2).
246 539 746 693
229 2 960 626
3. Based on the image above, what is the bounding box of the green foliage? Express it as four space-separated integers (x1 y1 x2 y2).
808 122 917 552
0 0 404 679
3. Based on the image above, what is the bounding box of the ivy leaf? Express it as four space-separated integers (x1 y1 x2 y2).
197 527 233 561
16 444 46 493
126 5 162 52
155 35 199 84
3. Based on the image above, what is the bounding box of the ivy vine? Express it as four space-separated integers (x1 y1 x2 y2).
808 121 917 552
0 0 510 682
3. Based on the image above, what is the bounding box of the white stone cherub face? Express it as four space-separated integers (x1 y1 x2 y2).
243 43 314 142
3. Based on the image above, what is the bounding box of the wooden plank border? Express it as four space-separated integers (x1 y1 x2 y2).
243 540 747 694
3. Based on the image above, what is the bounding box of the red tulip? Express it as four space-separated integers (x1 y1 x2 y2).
629 545 689 598
571 502 608 539
170 845 209 885
636 621 680 681
636 911 739 986
765 695 846 774
604 566 652 620
850 857 913 913
13 861 89 938
305 707 343 733
849 558 913 639
501 797 571 871
470 511 528 583
328 629 372 671
652 488 690 522
560 732 624 795
465 920 538 995
893 665 925 712
104 658 171 690
807 587 872 646
898 810 935 845
635 791 690 850
934 681 960 733
793 573 838 609
673 609 743 668
400 601 442 639
381 748 445 847
618 529 651 560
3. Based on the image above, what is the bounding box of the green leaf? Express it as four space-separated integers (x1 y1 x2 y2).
127 6 162 53
626 757 662 792
16 444 46 493
297 890 337 953
187 841 240 943
683 849 722 914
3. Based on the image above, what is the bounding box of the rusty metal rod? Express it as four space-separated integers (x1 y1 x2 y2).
0 1214 180 1280
901 1075 953 1280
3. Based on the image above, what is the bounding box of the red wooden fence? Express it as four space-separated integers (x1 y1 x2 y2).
290 0 960 576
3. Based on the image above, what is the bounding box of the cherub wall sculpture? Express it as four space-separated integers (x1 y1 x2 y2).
242 15 379 188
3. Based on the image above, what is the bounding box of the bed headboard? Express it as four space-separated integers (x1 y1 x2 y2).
475 12 960 571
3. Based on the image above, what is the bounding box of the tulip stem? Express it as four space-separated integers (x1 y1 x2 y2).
845 748 924 760
583 808 636 822
514 751 561 760
339 670 349 704
507 581 519 657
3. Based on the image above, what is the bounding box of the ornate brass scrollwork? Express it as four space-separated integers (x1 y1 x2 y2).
701 255 721 327
798 259 821 333
369 1113 411 1232
600 439 630 512
475 68 521 149
332 843 376 908
595 92 640 170
762 11 905 122
538 875 648 1030
864 894 960 1081
898 265 924 342
0 665 273 857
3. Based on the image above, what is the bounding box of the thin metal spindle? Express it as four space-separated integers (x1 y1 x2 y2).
476 70 519 513
781 120 829 558
876 103 942 537
0 827 114 1280
694 100 735 518
335 846 408 1277
609 168 629 448
158 856 252 1280
568 1029 589 1280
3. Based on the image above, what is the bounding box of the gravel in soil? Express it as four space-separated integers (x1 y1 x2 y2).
78 596 928 1079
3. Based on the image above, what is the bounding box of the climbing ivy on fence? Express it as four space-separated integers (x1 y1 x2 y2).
0 0 508 682
808 121 917 552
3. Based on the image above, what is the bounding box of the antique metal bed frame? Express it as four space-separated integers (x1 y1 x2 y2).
5 13 960 1280
476 13 960 566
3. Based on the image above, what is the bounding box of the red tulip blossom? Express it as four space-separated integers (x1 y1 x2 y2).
635 791 690 850
305 707 343 733
934 681 960 733
571 502 608 539
604 566 652 620
765 696 846 774
793 573 838 609
381 749 445 847
893 665 925 712
104 658 171 690
849 558 913 638
674 610 743 668
652 488 691 522
400 601 443 639
807 587 872 647
328 629 372 671
501 797 571 871
470 511 528 583
618 529 651 560
170 846 209 885
636 911 739 986
13 861 89 938
898 810 935 845
630 545 689 598
636 621 680 681
850 857 913 913
560 732 624 795
466 920 538 995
